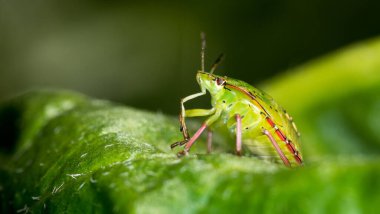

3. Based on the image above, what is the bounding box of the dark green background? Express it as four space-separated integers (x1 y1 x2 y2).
2 0 380 113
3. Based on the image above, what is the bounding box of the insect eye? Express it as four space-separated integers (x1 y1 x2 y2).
215 77 225 86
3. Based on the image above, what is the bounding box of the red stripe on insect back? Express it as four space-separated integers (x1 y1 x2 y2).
266 117 275 127
287 140 302 164
266 117 303 165
275 129 286 141
286 141 295 153
294 154 303 164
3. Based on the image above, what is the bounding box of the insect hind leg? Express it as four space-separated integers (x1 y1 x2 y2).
262 128 291 167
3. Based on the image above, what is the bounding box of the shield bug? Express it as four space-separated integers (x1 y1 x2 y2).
171 33 303 167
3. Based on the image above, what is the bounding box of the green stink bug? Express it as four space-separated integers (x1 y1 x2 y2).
171 33 303 167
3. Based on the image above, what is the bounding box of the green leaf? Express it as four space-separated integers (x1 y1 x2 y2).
1 38 380 213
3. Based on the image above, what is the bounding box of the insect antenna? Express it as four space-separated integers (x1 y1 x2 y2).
200 32 224 74
210 53 225 74
200 32 206 72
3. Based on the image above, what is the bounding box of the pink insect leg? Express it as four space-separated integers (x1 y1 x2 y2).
263 129 291 167
207 130 213 154
235 114 242 156
177 123 207 156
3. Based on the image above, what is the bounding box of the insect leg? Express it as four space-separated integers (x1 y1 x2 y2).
262 129 291 167
185 108 216 117
177 123 207 156
171 108 215 149
177 109 222 156
178 91 207 141
235 114 242 156
207 130 213 154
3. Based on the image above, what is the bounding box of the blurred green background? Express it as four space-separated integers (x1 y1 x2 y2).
2 0 380 114
2 1 380 212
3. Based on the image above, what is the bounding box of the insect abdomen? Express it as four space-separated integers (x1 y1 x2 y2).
218 94 303 166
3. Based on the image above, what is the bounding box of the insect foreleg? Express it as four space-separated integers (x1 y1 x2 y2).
171 108 216 149
179 109 222 155
179 90 206 140
176 109 221 157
